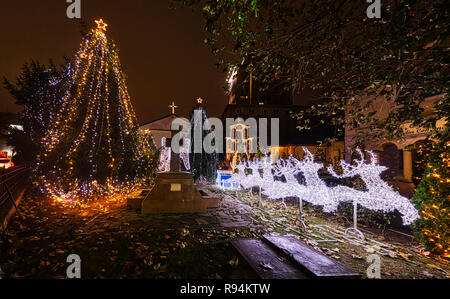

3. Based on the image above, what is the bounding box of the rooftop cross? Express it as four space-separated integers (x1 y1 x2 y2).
169 101 178 114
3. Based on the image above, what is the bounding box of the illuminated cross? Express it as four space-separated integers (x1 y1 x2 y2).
95 19 108 32
169 101 178 114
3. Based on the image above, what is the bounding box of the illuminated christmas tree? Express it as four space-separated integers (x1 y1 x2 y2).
189 98 219 182
412 129 449 257
36 19 158 204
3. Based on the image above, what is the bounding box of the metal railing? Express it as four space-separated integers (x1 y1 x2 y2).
0 166 30 234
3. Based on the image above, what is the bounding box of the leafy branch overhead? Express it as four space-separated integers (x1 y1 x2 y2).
179 0 449 141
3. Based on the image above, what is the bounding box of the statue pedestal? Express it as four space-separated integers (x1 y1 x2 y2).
142 172 217 214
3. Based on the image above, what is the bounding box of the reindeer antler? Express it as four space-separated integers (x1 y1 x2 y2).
302 147 315 162
367 150 378 166
354 148 366 167
273 156 300 177
327 147 365 178
247 158 262 171
328 148 388 179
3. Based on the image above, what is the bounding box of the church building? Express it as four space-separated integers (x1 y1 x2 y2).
220 68 345 164
139 102 178 149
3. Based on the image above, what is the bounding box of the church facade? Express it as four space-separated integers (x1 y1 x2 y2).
140 114 178 149
220 103 345 163
221 69 344 164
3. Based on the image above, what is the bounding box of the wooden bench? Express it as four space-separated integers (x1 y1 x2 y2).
264 235 360 278
230 238 311 279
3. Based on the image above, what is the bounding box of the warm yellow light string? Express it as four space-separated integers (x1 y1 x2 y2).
44 37 98 151
37 19 154 206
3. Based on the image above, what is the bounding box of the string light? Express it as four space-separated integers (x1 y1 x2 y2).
159 137 171 172
414 135 449 256
36 19 156 206
227 147 420 225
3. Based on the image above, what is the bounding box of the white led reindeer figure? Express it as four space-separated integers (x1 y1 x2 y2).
327 148 420 239
229 160 246 193
260 155 293 209
263 149 340 230
263 160 288 209
271 156 309 230
246 158 266 206
296 148 341 213
242 159 260 197
223 148 419 236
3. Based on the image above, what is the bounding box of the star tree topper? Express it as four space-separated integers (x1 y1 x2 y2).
95 19 108 32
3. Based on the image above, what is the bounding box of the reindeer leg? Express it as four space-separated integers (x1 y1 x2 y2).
258 186 262 207
281 198 288 209
298 198 307 231
344 200 364 240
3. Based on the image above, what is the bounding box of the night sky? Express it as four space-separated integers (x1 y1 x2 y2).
0 0 228 123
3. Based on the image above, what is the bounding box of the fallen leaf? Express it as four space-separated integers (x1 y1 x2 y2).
426 263 443 271
306 239 318 247
229 256 239 268
423 40 437 49
144 256 153 266
388 252 398 259
366 247 376 254
398 252 409 260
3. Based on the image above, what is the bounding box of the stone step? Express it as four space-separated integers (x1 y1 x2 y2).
197 188 220 208
263 235 361 278
230 239 311 279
